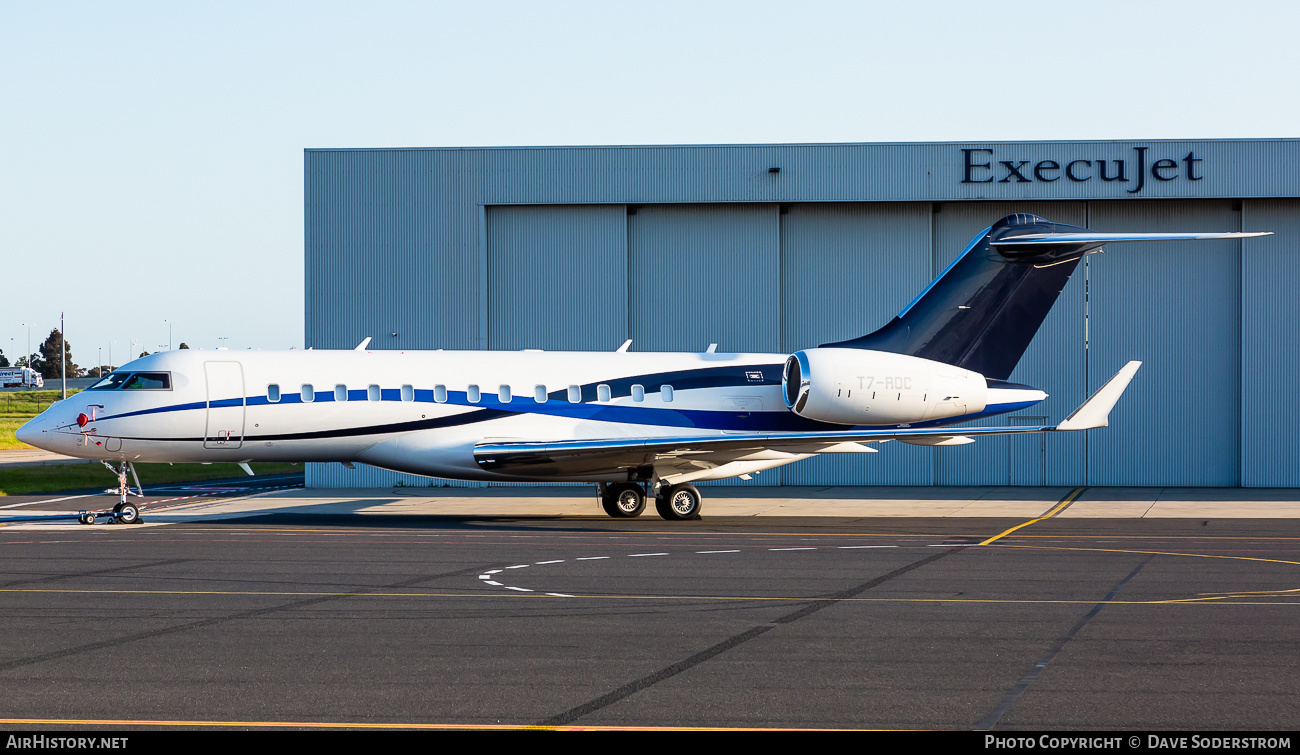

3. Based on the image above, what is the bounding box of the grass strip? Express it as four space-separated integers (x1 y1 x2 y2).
0 390 82 418
0 418 35 450
0 462 301 496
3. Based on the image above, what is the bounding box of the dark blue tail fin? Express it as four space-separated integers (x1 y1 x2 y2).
821 214 1096 380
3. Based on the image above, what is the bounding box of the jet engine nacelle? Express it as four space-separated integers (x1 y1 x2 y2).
782 348 988 425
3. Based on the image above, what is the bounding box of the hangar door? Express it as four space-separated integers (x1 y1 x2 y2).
929 202 1088 487
778 203 933 486
1087 200 1242 486
486 205 628 351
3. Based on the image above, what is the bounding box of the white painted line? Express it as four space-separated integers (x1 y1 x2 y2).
838 545 898 549
505 564 530 569
504 586 534 592
535 560 565 565
546 593 574 598
478 575 491 580
484 569 502 574
697 550 740 554
628 552 668 557
769 547 816 551
930 544 979 547
576 556 609 561
483 581 501 586
0 494 95 509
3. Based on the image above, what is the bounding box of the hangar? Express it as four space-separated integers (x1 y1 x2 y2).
303 139 1300 488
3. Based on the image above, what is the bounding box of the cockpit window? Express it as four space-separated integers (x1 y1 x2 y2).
89 372 132 390
121 372 171 390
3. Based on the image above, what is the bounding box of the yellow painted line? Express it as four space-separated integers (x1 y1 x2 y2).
979 487 1085 545
0 717 878 731
0 586 1295 606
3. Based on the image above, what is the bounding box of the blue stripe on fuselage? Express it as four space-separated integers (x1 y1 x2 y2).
92 390 1043 437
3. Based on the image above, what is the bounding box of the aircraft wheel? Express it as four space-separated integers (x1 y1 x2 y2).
602 483 646 518
656 483 702 521
116 503 140 525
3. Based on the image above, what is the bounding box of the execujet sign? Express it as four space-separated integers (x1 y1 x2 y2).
960 146 1204 194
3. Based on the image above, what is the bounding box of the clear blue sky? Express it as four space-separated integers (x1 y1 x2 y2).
2 0 1297 367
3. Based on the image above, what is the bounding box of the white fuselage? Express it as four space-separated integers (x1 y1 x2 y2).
18 348 1045 483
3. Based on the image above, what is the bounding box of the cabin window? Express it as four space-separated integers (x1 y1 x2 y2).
567 385 581 403
301 384 315 403
335 384 347 402
434 385 448 403
499 385 512 403
597 384 611 402
631 384 645 402
267 384 281 403
400 384 414 402
467 385 480 403
661 385 674 402
367 384 381 402
534 385 548 403
89 372 132 390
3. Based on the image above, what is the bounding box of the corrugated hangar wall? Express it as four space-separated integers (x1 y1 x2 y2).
304 144 1300 489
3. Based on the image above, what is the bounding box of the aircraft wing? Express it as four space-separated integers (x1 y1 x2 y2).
474 362 1141 482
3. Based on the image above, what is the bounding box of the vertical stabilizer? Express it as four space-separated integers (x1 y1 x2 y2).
822 214 1095 380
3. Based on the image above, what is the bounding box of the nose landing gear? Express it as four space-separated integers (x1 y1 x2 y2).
77 462 145 525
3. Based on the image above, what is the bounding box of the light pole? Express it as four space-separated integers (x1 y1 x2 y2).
108 340 115 371
60 312 65 400
19 322 32 368
218 336 229 350
131 339 140 360
97 347 102 377
164 319 178 351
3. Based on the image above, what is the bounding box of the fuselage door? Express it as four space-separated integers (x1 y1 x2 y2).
204 361 245 450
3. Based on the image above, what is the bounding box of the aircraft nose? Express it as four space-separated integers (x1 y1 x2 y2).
14 416 51 451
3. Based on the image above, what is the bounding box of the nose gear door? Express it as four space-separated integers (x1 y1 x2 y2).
204 361 245 449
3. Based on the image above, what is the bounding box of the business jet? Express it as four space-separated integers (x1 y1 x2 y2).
17 214 1268 524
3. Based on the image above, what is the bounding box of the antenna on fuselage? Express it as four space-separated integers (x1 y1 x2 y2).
354 337 372 351
616 339 632 352
705 343 718 353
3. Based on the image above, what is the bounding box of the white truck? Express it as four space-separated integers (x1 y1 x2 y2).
0 367 44 389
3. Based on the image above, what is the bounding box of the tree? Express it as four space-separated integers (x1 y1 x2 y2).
0 349 8 368
178 343 190 349
32 328 80 379
138 351 151 358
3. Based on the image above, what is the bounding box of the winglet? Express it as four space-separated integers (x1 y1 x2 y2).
1056 361 1142 431
354 337 372 351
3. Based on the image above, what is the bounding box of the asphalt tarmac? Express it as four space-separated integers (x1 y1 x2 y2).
0 489 1297 730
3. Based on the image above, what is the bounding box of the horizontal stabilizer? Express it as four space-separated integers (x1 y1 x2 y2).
823 214 1271 381
1056 361 1142 431
994 231 1271 246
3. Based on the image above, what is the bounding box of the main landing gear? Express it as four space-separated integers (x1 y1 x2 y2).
599 481 702 521
79 461 145 525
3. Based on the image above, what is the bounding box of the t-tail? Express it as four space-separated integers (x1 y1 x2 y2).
822 213 1270 380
